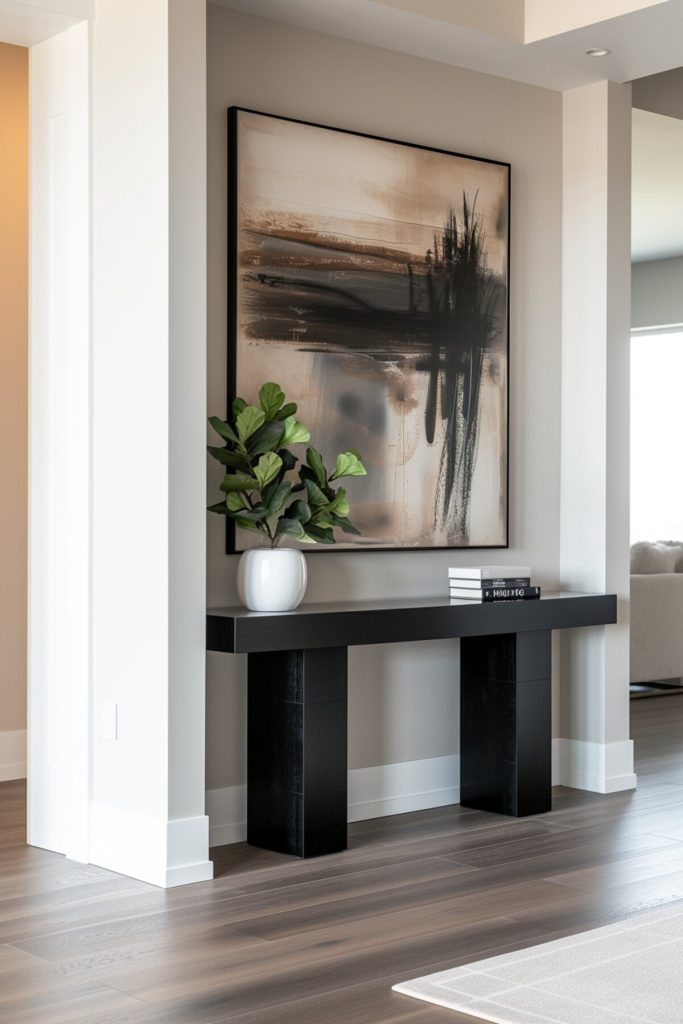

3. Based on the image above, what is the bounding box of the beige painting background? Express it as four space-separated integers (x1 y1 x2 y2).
233 110 508 549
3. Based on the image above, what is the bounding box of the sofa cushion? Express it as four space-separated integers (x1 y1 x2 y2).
630 540 683 574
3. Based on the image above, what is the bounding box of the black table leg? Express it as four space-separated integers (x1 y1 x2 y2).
460 630 552 817
247 647 348 858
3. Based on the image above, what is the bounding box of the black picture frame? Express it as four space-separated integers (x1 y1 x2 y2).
226 106 511 554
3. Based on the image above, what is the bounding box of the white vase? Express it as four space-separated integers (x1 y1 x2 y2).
237 548 308 612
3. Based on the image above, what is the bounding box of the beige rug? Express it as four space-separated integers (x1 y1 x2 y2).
393 902 683 1023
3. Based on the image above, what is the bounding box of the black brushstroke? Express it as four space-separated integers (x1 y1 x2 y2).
239 197 503 540
425 195 498 536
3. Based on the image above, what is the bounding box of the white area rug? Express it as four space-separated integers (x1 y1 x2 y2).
393 902 683 1023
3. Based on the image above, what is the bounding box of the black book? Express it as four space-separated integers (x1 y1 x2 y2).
450 586 541 602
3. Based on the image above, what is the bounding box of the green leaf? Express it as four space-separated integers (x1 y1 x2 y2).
208 416 239 445
220 472 257 493
246 420 284 456
207 446 249 469
232 396 247 418
229 514 259 531
329 450 367 480
328 487 349 517
234 506 270 521
226 492 245 512
280 449 298 471
304 478 328 508
236 405 266 443
306 446 327 488
285 499 311 524
275 402 298 421
253 452 282 490
281 416 311 447
303 523 335 544
275 517 306 540
310 510 333 528
330 513 361 535
258 382 285 419
265 480 292 517
207 500 227 515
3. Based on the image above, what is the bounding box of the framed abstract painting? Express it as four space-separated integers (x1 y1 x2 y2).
227 107 510 552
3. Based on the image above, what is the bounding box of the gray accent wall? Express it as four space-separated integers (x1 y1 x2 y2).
205 5 563 792
632 256 683 330
631 67 683 332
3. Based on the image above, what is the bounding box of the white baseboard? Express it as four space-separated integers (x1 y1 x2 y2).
0 729 26 782
554 738 637 794
206 754 460 847
347 754 460 822
552 738 560 787
207 742 637 849
89 801 213 887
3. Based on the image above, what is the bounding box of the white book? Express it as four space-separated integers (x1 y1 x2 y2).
448 565 531 580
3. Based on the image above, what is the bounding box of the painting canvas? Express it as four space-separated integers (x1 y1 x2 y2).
228 108 509 551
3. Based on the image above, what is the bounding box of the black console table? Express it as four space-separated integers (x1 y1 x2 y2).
207 593 616 859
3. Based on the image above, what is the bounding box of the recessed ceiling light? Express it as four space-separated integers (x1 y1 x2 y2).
586 47 611 57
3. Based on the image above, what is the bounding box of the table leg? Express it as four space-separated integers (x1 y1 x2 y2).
247 647 348 857
460 629 552 817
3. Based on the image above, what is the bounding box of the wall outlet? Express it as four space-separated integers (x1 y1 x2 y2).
102 702 118 740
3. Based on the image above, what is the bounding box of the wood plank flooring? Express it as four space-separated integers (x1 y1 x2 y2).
2 697 683 1023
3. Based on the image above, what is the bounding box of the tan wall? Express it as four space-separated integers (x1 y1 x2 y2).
206 6 563 792
0 43 28 737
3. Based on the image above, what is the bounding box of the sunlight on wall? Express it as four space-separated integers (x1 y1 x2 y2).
0 42 28 741
631 330 683 543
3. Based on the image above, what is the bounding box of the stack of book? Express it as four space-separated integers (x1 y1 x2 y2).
448 565 540 602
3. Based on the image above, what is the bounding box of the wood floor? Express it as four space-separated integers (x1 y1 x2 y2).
2 699 683 1024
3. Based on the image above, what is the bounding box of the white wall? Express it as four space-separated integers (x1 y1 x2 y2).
632 256 683 329
206 5 564 840
26 0 211 887
559 81 635 792
88 0 210 887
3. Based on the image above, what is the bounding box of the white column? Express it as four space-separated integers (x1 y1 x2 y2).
559 80 636 793
89 0 210 887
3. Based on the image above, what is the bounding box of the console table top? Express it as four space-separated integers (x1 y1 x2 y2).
207 591 617 654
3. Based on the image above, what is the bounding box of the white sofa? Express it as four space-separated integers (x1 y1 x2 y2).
630 541 683 684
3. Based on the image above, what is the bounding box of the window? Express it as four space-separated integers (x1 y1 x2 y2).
631 329 683 543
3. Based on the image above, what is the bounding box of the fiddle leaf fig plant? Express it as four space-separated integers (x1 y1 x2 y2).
208 382 367 547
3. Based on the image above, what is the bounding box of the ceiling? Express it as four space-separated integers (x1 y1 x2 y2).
632 108 683 261
0 0 90 46
212 0 683 91
4 1 682 265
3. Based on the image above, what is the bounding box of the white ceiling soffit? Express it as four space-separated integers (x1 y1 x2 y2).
524 0 669 43
632 108 683 262
0 0 90 46
374 0 525 43
375 0 668 44
212 0 683 91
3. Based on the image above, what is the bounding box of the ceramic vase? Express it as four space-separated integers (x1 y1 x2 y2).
237 548 307 612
